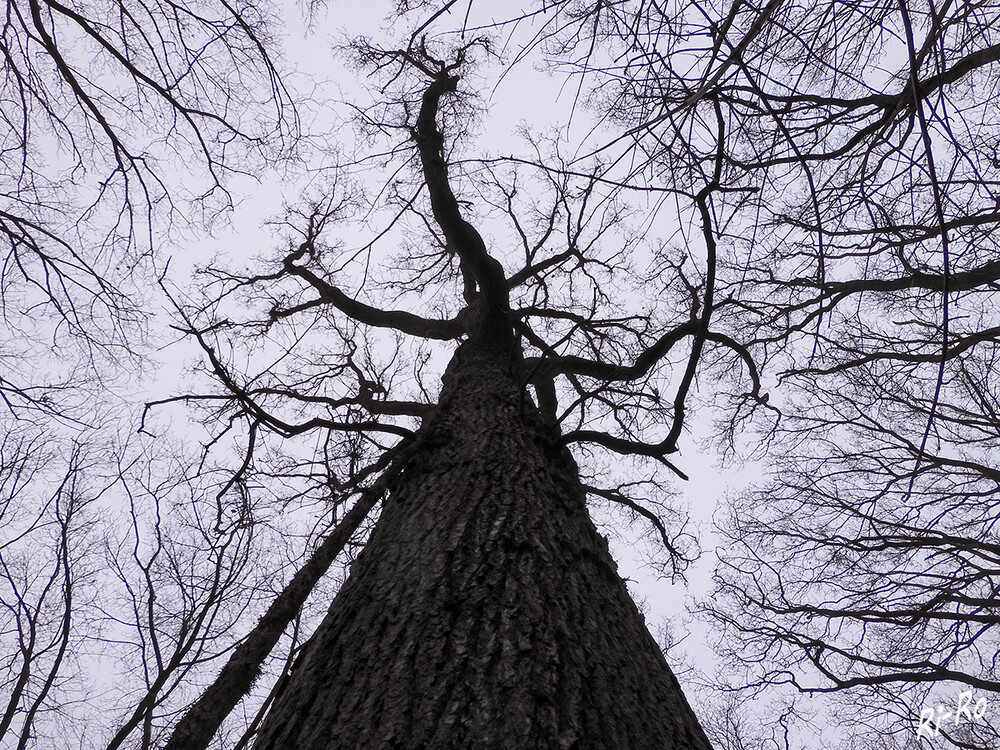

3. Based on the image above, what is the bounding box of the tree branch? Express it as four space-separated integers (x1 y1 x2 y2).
413 63 509 314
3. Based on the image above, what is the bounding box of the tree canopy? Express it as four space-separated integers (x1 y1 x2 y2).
2 1 999 749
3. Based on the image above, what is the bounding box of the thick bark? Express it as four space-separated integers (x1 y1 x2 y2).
253 335 712 749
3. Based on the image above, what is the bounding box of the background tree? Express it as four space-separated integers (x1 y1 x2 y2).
1 0 300 747
530 1 1000 747
0 436 96 750
1 0 295 416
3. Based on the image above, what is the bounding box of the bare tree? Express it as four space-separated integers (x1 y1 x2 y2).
1 0 295 418
150 20 743 745
527 0 1000 747
0 434 103 749
10 0 999 747
0 4 302 746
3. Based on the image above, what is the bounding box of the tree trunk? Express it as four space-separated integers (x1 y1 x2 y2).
254 336 713 749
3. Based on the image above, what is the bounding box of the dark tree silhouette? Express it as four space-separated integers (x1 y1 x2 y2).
0 437 91 750
161 34 724 748
1 0 294 418
1 1 297 746
536 1 1000 747
8 1 999 748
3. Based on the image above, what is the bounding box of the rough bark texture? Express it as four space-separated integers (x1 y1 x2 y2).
254 336 713 749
